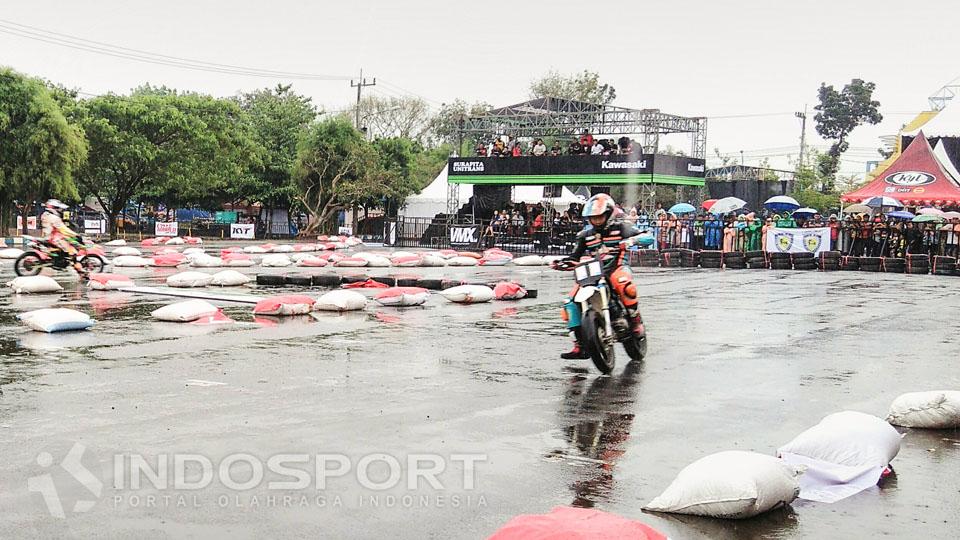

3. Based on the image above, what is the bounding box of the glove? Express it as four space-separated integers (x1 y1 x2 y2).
552 259 576 271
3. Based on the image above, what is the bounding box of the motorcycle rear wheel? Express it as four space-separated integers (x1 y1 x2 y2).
623 334 647 362
580 310 615 374
13 252 44 276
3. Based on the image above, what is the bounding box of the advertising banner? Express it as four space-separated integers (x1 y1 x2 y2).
449 226 480 247
155 222 179 237
229 223 255 239
83 219 106 234
765 227 831 255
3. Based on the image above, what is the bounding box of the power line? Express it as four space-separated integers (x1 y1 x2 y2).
0 18 352 81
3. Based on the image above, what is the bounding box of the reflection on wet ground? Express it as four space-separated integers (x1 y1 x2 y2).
1 245 959 538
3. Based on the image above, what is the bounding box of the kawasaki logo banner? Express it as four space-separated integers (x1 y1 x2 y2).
446 154 706 184
449 226 479 247
765 227 831 255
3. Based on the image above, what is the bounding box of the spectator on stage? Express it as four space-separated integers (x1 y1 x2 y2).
550 141 562 156
532 139 547 156
654 203 667 220
617 136 634 156
506 136 518 155
511 142 522 157
591 141 604 155
568 140 583 155
579 130 594 150
491 138 506 157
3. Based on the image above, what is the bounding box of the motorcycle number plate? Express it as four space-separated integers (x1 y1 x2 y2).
575 260 603 283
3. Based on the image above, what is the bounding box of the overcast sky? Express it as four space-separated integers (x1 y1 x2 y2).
3 0 958 175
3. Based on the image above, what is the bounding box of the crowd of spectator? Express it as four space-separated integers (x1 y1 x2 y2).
475 131 638 158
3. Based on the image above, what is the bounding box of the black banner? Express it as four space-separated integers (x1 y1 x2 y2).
447 154 706 182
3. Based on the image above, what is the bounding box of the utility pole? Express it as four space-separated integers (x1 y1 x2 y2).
740 150 744 166
350 69 376 130
796 105 807 170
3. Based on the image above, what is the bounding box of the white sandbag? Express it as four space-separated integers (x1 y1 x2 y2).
243 245 268 254
439 285 494 304
209 270 251 287
778 411 901 503
512 255 545 266
151 300 219 322
374 287 430 307
446 256 478 267
104 239 126 246
164 237 185 245
112 255 151 267
190 255 224 268
7 276 63 294
0 247 25 259
479 257 510 266
345 237 363 246
419 254 447 267
296 256 328 267
290 252 315 263
111 246 141 256
260 254 293 267
390 251 416 259
643 451 801 519
18 308 94 332
361 255 391 267
314 290 367 311
254 295 316 316
887 391 960 429
333 257 367 267
87 273 134 290
271 244 294 253
182 248 206 256
227 258 256 267
166 271 213 288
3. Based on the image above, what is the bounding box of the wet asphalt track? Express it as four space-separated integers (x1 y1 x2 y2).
1 242 958 539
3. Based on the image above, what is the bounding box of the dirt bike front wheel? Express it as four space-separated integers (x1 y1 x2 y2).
580 310 615 374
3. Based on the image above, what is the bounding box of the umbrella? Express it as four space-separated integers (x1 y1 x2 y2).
764 195 800 212
708 196 747 215
887 210 915 220
792 207 818 217
862 196 903 208
918 207 945 216
943 211 960 220
913 214 945 223
668 202 696 214
844 203 872 214
488 507 668 540
701 199 717 211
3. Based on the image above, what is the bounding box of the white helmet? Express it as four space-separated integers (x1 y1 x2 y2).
45 199 68 213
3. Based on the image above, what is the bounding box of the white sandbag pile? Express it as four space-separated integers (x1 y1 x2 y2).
314 290 367 311
166 271 213 288
887 391 960 429
333 257 367 267
182 247 206 256
189 255 224 268
112 255 151 267
209 270 251 287
374 287 430 307
446 256 478 267
18 308 94 333
0 247 25 259
271 244 294 253
112 247 141 256
419 254 447 267
390 255 422 267
439 285 494 304
151 300 219 322
644 451 801 519
296 256 328 267
104 239 126 246
243 245 268 254
226 258 256 267
164 237 185 245
777 411 901 503
7 276 63 294
260 254 293 267
512 255 545 266
356 253 391 267
87 273 134 290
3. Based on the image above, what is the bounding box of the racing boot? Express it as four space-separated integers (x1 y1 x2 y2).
627 307 646 338
560 333 589 359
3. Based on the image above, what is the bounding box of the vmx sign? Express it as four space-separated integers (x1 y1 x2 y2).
449 226 479 247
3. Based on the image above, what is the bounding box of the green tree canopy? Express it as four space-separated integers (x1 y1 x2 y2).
814 79 882 184
0 67 86 232
354 95 431 144
530 70 616 105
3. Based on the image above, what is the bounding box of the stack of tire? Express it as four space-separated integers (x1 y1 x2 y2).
881 257 905 273
818 251 841 271
906 254 930 275
660 249 682 268
679 249 701 268
700 250 723 269
723 251 746 269
632 249 660 268
860 256 882 272
769 252 792 270
933 255 957 276
745 250 767 269
840 255 860 271
792 252 817 271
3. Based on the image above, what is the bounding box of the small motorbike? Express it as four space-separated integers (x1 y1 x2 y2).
13 235 106 277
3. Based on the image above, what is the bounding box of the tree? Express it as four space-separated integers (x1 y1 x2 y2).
427 99 492 153
235 85 317 215
0 68 86 233
814 79 882 185
292 117 380 235
791 152 840 212
354 95 431 144
529 70 616 105
78 90 259 236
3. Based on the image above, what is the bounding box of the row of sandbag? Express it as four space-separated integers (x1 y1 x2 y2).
643 402 960 520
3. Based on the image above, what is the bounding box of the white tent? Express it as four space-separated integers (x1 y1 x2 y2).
400 166 472 218
904 105 960 137
511 185 585 205
934 139 960 185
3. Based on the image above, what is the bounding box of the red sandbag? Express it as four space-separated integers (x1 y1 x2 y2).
252 295 316 316
484 248 513 260
141 238 162 246
183 236 202 245
488 506 667 540
494 282 527 300
293 243 315 252
85 246 106 257
318 235 330 241
458 251 482 259
341 279 390 289
151 255 184 267
221 247 244 255
298 257 328 267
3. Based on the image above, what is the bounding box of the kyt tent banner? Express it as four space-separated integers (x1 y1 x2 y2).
765 227 831 255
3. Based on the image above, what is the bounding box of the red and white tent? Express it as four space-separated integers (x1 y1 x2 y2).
841 132 960 206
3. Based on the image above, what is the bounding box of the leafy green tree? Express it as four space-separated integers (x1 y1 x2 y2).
235 84 317 214
529 70 616 105
792 152 840 212
814 79 882 185
354 95 431 143
0 68 86 233
427 99 491 154
78 90 259 236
